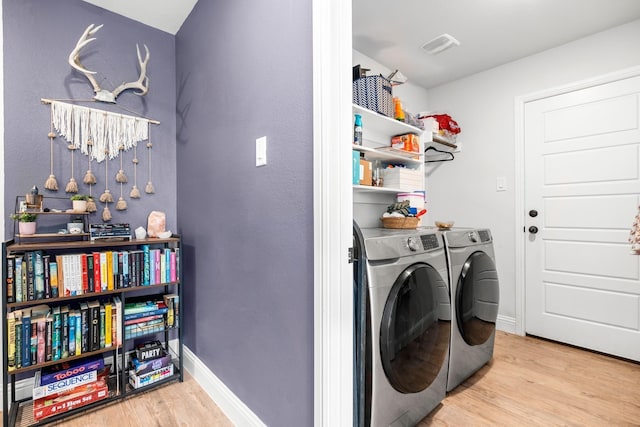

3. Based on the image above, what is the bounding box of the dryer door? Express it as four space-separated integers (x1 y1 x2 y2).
456 251 500 346
380 263 450 394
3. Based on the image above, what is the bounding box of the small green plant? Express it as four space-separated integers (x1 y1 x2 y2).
10 212 38 222
70 194 91 201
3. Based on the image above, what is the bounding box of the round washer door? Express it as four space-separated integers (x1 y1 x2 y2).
380 263 450 394
456 251 499 346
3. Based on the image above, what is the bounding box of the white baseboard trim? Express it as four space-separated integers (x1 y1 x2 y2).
496 314 517 334
183 345 265 427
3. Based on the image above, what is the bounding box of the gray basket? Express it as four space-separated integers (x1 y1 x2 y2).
353 75 393 117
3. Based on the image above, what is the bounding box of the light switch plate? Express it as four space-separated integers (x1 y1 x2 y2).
256 136 267 166
496 176 506 192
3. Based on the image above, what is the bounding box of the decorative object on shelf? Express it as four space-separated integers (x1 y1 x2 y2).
65 143 79 193
10 212 38 235
69 24 150 104
70 194 90 213
45 110 59 191
130 145 141 199
435 220 455 230
25 186 44 211
147 211 166 238
145 123 155 194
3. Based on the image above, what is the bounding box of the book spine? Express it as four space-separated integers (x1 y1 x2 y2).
169 251 176 283
45 314 53 362
55 255 64 297
92 252 101 292
15 320 22 369
100 305 106 349
22 313 31 367
26 252 35 301
6 256 15 303
68 310 76 356
90 303 100 351
15 257 23 303
105 303 112 348
75 310 82 355
43 255 51 299
52 308 61 361
34 251 45 300
122 251 130 287
124 314 164 326
142 245 150 285
80 303 89 353
114 297 122 346
61 307 69 359
7 313 15 370
100 252 108 291
49 262 59 298
155 249 162 284
117 252 124 288
31 319 38 365
106 251 114 291
87 253 94 293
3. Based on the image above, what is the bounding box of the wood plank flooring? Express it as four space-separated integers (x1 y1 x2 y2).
419 331 640 426
5 331 639 426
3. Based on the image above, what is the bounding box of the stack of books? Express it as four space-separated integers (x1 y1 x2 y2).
32 355 110 421
128 341 174 389
124 300 169 339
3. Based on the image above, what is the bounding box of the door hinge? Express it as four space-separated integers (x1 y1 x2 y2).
348 247 355 263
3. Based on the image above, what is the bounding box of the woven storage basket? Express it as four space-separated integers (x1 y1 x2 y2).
381 216 419 229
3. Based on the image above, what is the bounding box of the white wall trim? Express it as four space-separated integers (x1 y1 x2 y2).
183 345 265 427
312 0 354 425
513 64 640 337
496 315 516 334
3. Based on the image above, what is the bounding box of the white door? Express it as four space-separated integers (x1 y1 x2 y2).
524 74 640 362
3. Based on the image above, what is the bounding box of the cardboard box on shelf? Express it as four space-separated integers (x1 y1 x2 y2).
359 159 372 186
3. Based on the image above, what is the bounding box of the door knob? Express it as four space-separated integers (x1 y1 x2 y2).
529 226 539 234
529 210 538 218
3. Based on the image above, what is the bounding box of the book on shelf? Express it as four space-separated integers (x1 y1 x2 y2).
15 256 23 303
60 306 69 359
79 302 89 353
125 318 165 339
142 245 150 286
45 313 53 362
26 252 35 301
15 317 22 369
124 314 164 326
6 255 15 303
123 305 168 321
92 252 101 292
113 296 122 346
7 311 16 370
88 300 100 352
100 252 108 292
22 308 31 367
52 306 61 361
43 254 51 299
163 294 179 328
34 250 45 300
104 303 112 348
49 261 59 298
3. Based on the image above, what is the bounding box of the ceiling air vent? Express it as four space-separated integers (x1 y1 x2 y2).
421 33 460 55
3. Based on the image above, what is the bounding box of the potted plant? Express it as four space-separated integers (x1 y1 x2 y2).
10 212 38 235
70 194 90 213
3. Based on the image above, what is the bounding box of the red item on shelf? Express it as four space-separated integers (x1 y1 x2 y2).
421 114 461 135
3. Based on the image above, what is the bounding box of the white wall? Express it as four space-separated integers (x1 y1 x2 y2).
426 19 640 323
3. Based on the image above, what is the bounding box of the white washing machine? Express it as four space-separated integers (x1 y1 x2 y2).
353 225 451 427
442 228 500 392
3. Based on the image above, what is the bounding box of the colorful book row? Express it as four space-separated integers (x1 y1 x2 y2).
5 245 180 303
6 298 122 371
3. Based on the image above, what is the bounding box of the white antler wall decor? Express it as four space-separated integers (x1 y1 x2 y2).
69 24 150 104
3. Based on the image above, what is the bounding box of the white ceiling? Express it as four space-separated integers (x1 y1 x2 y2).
85 0 640 88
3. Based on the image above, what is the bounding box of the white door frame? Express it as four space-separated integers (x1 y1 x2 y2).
312 0 354 425
513 65 640 336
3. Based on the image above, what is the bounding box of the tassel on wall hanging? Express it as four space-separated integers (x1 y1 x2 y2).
83 140 97 185
65 144 79 193
99 150 114 221
130 144 141 199
145 122 155 194
45 109 59 191
115 145 128 211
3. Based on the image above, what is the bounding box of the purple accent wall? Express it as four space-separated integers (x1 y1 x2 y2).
3 0 176 239
176 1 314 425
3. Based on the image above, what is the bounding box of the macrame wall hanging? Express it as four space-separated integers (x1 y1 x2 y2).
42 98 160 221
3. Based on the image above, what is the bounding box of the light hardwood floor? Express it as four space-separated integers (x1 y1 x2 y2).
420 331 640 426
8 331 640 426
